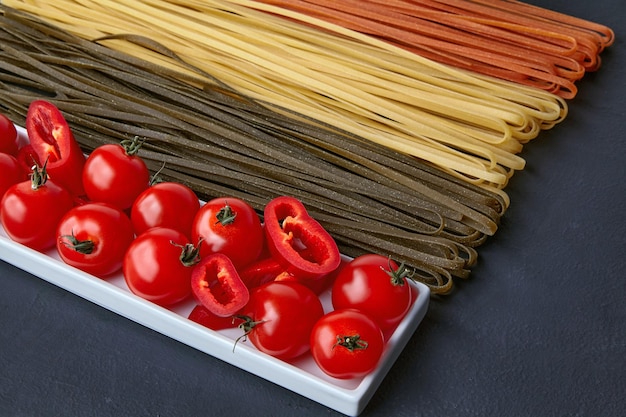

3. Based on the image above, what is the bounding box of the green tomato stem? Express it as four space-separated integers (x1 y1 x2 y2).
60 230 95 254
333 334 369 352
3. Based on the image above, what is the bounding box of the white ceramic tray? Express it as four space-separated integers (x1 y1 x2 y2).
0 125 430 416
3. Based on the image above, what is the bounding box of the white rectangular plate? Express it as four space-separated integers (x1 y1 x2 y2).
1 125 429 416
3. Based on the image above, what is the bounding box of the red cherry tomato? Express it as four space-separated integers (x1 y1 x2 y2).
26 100 86 196
130 181 200 239
56 203 135 277
331 254 413 334
237 281 324 360
310 309 384 379
0 113 19 156
0 153 28 202
82 138 150 210
123 227 199 306
1 164 73 251
192 197 263 269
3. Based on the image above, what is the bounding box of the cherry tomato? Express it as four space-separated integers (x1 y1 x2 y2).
56 203 135 277
82 138 150 210
310 309 384 379
331 254 413 334
1 163 73 251
192 197 263 269
130 181 200 239
237 281 324 360
123 227 199 306
26 100 86 196
0 153 28 202
0 113 19 156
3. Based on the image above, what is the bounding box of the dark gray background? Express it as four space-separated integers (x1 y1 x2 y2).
1 1 624 416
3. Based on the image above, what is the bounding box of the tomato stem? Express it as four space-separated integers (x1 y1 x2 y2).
149 161 167 186
120 136 145 156
382 257 415 286
235 314 265 335
215 203 237 226
333 334 369 352
170 240 202 267
60 230 95 254
233 315 267 352
30 157 50 190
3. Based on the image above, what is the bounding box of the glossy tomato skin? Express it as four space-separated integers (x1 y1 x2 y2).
56 203 135 277
239 281 324 360
82 143 150 210
311 309 385 379
192 197 263 269
331 254 412 335
0 113 19 156
1 179 73 251
123 227 196 306
0 153 28 202
310 309 384 379
130 181 200 239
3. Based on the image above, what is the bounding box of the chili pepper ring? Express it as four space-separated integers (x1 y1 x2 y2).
263 196 341 280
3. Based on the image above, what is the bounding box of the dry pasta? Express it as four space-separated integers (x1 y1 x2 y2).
0 6 512 293
3 0 568 195
253 0 613 98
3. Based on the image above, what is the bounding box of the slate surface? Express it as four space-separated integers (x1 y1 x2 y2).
1 1 624 416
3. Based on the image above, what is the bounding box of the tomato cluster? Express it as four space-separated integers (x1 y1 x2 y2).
1 102 418 381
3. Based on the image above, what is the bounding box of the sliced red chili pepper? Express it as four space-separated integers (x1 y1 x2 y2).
188 305 244 331
191 253 250 317
238 257 289 289
239 256 341 295
263 196 341 280
16 144 41 176
26 100 86 196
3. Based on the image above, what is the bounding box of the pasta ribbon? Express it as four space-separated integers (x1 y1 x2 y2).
4 0 571 191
